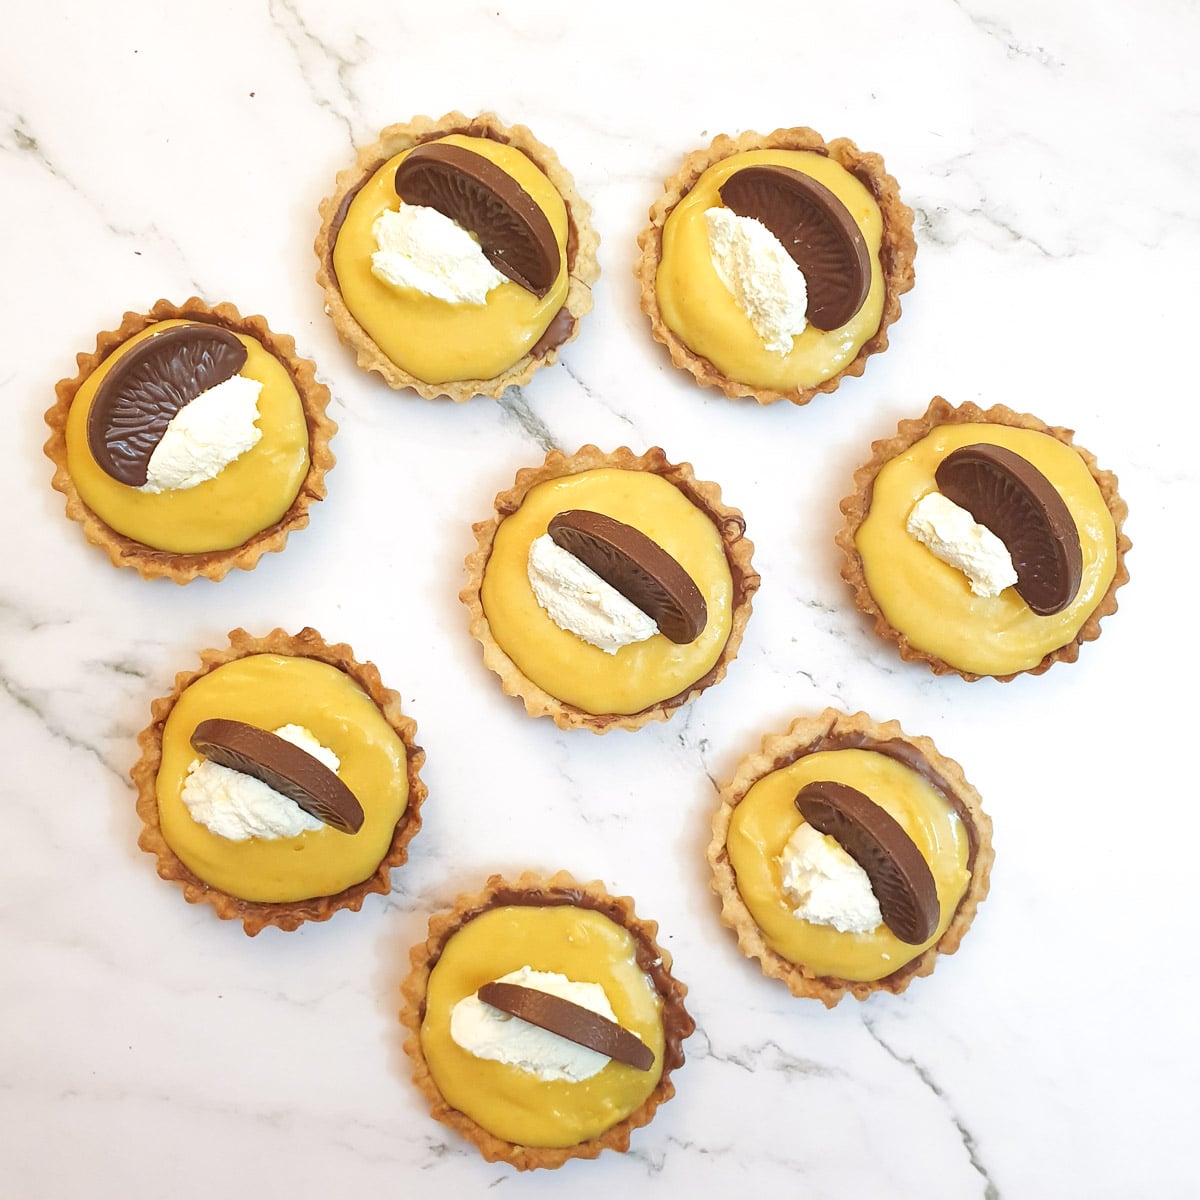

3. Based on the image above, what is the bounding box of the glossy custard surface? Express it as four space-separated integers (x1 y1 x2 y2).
65 320 309 554
481 468 734 714
856 423 1118 675
333 134 570 383
727 748 970 981
421 904 664 1148
156 655 409 902
656 149 884 390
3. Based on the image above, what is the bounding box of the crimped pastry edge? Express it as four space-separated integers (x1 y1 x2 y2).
44 297 335 583
131 627 427 935
634 126 916 406
460 444 760 732
706 708 994 1007
835 395 1132 681
314 110 601 400
398 868 694 1170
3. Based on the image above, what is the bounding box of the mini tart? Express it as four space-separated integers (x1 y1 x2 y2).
708 709 993 1007
462 445 760 732
636 126 916 406
400 870 694 1170
314 110 600 400
132 627 426 935
45 297 334 583
837 396 1131 681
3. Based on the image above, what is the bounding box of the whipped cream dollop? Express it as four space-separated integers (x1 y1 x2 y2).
139 374 263 494
704 206 809 354
906 491 1019 599
371 205 508 305
779 823 882 934
181 723 336 841
450 966 618 1082
527 533 659 654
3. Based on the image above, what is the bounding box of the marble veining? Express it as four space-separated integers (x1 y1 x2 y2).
2 0 1197 1197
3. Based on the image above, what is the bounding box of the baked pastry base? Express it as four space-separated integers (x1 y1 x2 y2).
707 708 993 1007
314 110 601 400
836 395 1132 681
461 444 760 732
44 297 335 584
399 869 694 1170
635 125 916 406
132 627 426 935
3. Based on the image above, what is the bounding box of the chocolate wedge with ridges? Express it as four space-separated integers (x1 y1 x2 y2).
394 141 560 297
795 780 939 944
87 323 247 487
548 509 707 643
719 164 871 330
936 442 1082 616
478 980 654 1071
190 718 364 834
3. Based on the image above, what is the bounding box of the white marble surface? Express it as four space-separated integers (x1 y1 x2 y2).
2 2 1197 1196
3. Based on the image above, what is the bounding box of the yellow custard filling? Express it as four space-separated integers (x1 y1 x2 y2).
65 320 310 554
728 748 970 982
333 134 570 383
480 468 734 714
857 423 1118 676
655 149 885 390
156 655 410 903
421 904 665 1148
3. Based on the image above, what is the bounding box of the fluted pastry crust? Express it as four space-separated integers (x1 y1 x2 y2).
45 297 334 583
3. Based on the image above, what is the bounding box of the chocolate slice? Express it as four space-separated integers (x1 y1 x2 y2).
935 443 1082 616
189 718 364 835
718 164 871 331
547 509 707 644
87 323 248 487
477 980 654 1071
795 780 939 945
394 141 560 298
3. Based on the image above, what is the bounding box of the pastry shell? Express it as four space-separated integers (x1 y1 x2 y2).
45 297 334 583
131 627 427 936
836 395 1132 681
399 869 694 1170
707 708 993 1007
461 444 760 732
635 125 916 406
314 110 601 400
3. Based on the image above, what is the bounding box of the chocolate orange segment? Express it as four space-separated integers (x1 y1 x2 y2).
477 981 654 1071
190 718 364 834
394 141 560 298
936 443 1082 616
87 323 247 486
547 509 708 644
795 780 939 945
718 165 871 331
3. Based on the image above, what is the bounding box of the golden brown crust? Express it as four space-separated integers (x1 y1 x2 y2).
706 708 993 1007
835 395 1132 681
131 627 427 936
460 444 760 732
314 110 601 400
44 297 335 583
635 126 916 406
399 869 694 1170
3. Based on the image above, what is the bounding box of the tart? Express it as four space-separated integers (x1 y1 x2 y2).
837 396 1131 681
462 444 760 732
132 627 426 935
636 125 916 406
708 708 993 1006
315 110 600 400
400 870 694 1170
45 297 334 583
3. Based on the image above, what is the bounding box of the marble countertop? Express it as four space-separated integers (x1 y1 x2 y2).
3 2 1197 1196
